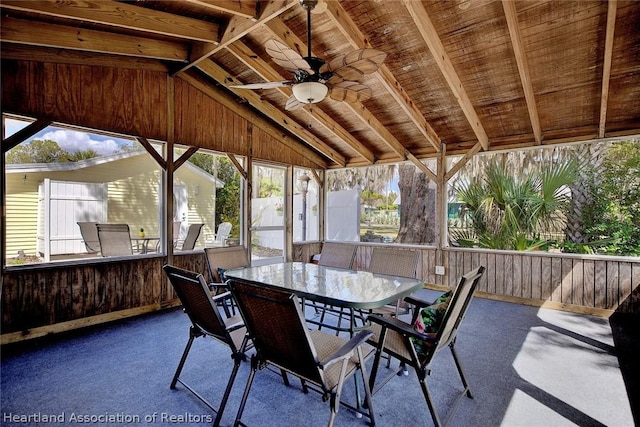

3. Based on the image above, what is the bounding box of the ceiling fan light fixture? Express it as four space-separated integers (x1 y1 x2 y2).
292 81 328 104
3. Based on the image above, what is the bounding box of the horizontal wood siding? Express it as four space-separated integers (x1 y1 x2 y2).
5 191 39 259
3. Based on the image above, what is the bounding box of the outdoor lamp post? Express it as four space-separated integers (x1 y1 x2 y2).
298 172 311 240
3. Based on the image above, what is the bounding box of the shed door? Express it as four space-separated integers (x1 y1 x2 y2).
38 179 108 261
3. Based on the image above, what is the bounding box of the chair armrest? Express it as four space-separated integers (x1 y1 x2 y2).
367 314 437 343
403 294 435 310
212 290 233 302
319 330 374 368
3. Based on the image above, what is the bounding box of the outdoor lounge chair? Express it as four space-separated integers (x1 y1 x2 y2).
77 221 100 254
179 223 203 251
204 246 250 316
211 222 232 246
366 265 485 427
163 265 251 427
228 280 376 427
96 223 133 256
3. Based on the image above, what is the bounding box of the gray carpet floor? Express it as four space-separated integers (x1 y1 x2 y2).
1 289 634 427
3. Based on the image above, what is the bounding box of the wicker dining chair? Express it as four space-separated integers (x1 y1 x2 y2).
228 280 376 427
366 266 485 427
163 265 251 427
96 223 133 256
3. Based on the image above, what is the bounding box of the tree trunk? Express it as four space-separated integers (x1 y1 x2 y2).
396 165 436 244
564 142 606 243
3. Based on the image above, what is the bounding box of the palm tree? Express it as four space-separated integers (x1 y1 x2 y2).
454 158 578 250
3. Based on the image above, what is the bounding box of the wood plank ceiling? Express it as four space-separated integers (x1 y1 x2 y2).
1 0 639 169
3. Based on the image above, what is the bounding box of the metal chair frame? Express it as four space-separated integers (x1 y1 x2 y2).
96 223 133 256
77 221 101 254
179 223 204 251
229 280 376 427
203 246 250 317
307 243 358 333
367 266 485 427
163 265 251 427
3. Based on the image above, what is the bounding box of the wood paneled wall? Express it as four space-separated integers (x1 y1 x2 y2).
1 59 321 169
1 253 206 341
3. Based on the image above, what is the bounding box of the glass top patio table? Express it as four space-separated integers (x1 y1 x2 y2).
223 261 425 310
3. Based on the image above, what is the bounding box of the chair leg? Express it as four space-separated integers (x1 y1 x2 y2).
233 355 258 427
327 359 349 427
357 346 376 426
171 331 197 389
417 373 442 427
213 355 243 427
450 343 473 398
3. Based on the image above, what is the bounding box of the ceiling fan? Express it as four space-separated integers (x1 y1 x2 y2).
230 0 386 111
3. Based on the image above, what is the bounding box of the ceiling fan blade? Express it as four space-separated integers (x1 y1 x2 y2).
285 95 306 111
229 81 292 90
324 49 387 82
328 81 372 103
265 39 312 73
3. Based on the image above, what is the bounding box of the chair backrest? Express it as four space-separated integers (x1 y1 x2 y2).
204 246 250 283
318 242 356 269
368 248 418 278
229 281 325 385
163 265 237 346
180 223 203 250
96 223 132 256
77 221 100 254
215 222 232 243
434 266 485 352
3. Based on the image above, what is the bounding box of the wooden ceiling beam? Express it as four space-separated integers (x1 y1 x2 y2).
445 142 483 181
196 61 347 166
226 40 376 164
177 0 297 73
0 17 189 61
182 0 259 20
179 73 329 168
0 44 169 72
265 18 407 161
324 1 442 152
599 0 617 139
405 150 437 182
136 137 167 170
0 0 220 43
403 0 489 151
2 119 51 153
502 0 542 145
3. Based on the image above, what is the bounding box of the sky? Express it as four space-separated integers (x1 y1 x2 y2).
5 118 128 156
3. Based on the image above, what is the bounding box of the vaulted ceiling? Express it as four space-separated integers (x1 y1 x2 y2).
2 0 639 170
